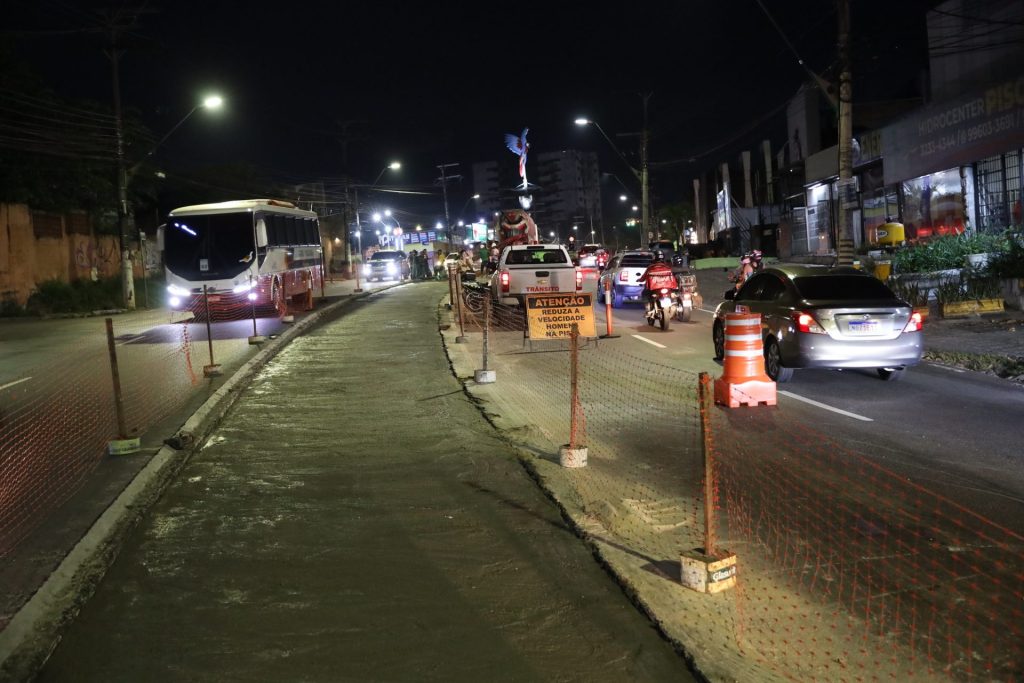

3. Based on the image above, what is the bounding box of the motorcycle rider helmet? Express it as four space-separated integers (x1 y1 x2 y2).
653 250 665 262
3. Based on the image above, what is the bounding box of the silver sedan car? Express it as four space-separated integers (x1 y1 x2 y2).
712 264 923 382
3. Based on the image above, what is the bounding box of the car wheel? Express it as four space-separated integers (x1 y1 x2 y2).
877 367 905 381
764 338 793 382
611 290 623 308
712 320 725 360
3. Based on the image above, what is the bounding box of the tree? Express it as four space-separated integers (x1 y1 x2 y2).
657 201 695 244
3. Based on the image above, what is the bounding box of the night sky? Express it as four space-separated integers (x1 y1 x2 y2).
4 0 936 223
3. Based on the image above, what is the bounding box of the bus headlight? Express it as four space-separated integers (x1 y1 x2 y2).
232 282 254 293
169 296 181 307
247 292 257 301
166 284 189 296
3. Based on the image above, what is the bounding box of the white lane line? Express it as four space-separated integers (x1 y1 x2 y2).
778 390 874 422
0 377 32 391
632 334 667 349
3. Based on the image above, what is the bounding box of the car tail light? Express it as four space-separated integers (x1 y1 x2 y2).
791 311 825 334
575 267 583 291
500 271 510 293
903 311 923 332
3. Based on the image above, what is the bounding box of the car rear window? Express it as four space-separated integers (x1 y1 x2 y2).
505 249 569 265
793 275 897 300
620 255 653 267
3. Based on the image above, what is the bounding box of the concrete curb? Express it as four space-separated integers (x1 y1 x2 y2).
0 285 397 681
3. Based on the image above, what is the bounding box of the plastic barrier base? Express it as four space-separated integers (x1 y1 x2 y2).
714 377 777 408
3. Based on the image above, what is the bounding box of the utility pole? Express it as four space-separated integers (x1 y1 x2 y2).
836 0 855 265
436 163 460 246
641 92 652 240
106 17 135 311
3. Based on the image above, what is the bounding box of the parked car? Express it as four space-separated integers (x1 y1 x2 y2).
598 250 654 307
363 250 409 282
711 264 923 382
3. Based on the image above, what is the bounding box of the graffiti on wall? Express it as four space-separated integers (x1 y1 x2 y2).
73 241 117 270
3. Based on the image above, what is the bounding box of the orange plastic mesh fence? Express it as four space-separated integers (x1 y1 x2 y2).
455 318 1023 680
711 405 1024 680
0 313 201 558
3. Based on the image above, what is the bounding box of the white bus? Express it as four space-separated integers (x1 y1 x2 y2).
160 199 323 318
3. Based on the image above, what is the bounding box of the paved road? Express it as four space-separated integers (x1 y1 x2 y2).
36 283 692 682
583 268 1024 530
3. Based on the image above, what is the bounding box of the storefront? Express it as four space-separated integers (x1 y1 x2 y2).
880 74 1024 237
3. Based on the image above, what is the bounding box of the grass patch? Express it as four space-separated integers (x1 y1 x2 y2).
924 349 1024 382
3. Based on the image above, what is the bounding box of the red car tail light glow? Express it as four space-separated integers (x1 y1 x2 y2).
791 311 826 334
500 271 510 293
903 311 922 332
575 268 583 290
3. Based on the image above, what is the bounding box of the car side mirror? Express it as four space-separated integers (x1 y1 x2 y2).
724 289 736 300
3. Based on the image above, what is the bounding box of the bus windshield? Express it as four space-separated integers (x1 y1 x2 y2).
165 212 255 281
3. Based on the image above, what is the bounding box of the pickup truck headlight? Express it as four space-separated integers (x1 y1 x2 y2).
362 264 371 275
386 262 397 274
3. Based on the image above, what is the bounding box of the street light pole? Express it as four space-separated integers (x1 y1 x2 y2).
437 163 459 246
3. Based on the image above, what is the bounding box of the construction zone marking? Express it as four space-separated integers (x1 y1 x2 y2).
632 335 667 349
778 390 874 422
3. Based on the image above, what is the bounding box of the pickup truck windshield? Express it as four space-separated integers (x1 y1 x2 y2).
505 249 569 266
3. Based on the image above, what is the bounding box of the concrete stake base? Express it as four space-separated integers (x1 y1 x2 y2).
455 336 468 344
203 364 223 378
679 549 737 594
247 335 266 345
558 445 588 468
282 314 295 324
107 437 141 456
474 369 496 383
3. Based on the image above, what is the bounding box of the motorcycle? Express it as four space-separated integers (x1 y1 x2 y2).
644 287 679 331
673 270 698 322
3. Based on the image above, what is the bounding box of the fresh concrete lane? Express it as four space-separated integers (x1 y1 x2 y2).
36 282 692 682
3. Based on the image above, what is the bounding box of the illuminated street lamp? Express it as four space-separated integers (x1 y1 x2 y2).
371 161 402 188
576 113 650 238
118 93 224 310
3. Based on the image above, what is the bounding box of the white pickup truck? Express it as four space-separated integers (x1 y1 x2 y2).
490 243 582 306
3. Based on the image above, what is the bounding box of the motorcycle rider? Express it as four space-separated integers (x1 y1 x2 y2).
636 250 678 316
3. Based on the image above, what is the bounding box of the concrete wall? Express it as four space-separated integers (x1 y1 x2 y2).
0 203 136 307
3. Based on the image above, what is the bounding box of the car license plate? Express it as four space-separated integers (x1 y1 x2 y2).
537 279 548 284
847 320 878 333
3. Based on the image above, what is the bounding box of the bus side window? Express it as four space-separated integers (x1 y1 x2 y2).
284 216 298 246
268 215 286 246
303 219 318 245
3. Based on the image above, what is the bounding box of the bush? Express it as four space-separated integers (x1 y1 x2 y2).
987 233 1024 279
26 276 123 315
893 231 1011 274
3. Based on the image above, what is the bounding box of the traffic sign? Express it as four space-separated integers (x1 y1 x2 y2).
525 293 596 340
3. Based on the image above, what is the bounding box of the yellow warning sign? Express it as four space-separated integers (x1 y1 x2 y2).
525 293 596 340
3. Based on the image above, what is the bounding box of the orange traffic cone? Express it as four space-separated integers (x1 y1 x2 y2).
714 312 776 407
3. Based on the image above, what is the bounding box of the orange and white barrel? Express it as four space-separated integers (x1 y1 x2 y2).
714 312 776 408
